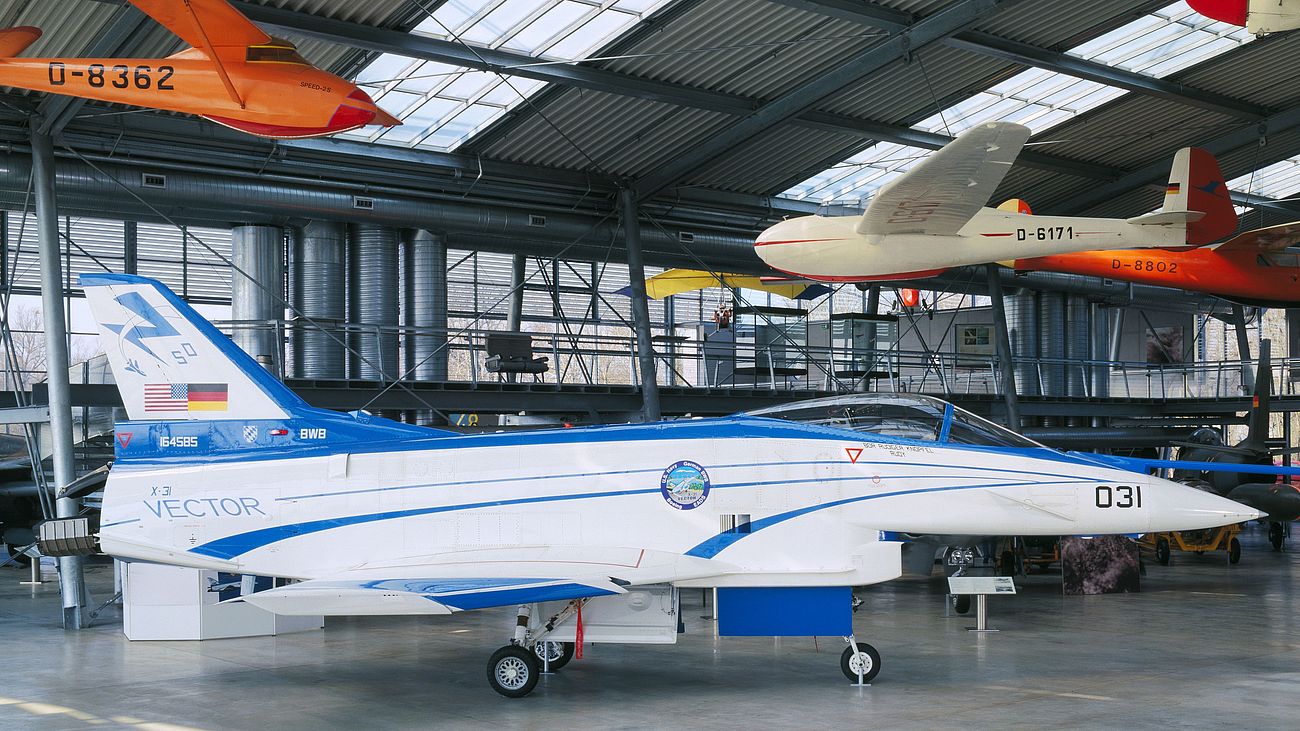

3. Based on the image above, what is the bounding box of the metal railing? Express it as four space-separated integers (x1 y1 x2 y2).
217 319 1297 402
1 319 1288 403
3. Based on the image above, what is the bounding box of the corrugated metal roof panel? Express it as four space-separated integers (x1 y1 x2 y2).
972 0 1162 48
686 125 867 195
1174 31 1300 109
476 92 735 176
599 0 879 100
816 45 1011 123
1030 96 1237 169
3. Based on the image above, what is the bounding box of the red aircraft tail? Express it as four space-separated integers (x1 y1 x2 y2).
0 26 41 57
1165 147 1238 245
1187 0 1248 26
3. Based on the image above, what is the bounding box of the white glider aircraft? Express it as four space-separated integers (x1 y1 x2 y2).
756 122 1238 282
82 274 1257 697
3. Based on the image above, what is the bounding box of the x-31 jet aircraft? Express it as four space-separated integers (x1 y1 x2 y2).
79 274 1258 697
0 0 399 138
755 122 1237 282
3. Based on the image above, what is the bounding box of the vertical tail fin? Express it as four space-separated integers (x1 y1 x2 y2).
81 273 309 422
1163 147 1238 245
0 26 40 57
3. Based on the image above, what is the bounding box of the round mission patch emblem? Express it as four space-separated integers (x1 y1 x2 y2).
660 460 710 510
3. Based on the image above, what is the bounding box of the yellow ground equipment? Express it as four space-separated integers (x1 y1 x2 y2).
1143 524 1244 566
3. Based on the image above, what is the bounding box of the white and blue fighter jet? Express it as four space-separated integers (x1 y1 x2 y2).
80 273 1259 697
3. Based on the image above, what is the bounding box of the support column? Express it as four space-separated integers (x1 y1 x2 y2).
1108 308 1125 362
122 221 137 274
348 224 400 381
1089 303 1109 400
984 266 1021 430
231 224 283 372
31 123 85 630
621 188 661 423
507 254 525 331
404 230 448 381
1232 303 1255 393
292 221 347 379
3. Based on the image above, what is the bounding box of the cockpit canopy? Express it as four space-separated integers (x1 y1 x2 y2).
246 39 310 65
747 393 1045 448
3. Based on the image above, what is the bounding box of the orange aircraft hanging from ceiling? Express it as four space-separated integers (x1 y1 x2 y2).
1005 197 1300 307
0 0 400 139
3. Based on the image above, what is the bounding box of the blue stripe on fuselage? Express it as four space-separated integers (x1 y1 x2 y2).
683 478 1095 559
186 469 1100 560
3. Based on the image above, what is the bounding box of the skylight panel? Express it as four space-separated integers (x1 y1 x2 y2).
1070 3 1251 76
780 2 1254 205
342 0 671 151
1227 158 1300 200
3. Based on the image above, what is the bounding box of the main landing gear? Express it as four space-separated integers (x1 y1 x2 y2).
1269 521 1286 552
486 602 584 698
485 592 884 696
840 635 882 684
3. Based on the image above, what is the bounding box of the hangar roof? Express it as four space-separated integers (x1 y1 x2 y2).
2 0 1300 227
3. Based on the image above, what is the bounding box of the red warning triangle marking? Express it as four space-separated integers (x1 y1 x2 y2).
117 432 133 448
845 447 863 464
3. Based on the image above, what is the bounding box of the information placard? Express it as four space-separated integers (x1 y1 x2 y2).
947 576 1016 595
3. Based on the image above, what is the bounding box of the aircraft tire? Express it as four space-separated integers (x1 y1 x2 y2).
487 645 540 698
840 642 882 684
1228 537 1242 565
1269 522 1284 552
1155 539 1171 566
3 543 31 567
952 594 971 615
534 641 575 671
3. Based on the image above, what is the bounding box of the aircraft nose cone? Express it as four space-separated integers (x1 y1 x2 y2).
1148 478 1261 532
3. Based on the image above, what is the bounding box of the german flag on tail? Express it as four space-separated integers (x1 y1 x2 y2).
186 383 229 412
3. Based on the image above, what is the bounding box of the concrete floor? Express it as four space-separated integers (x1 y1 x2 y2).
3 526 1300 730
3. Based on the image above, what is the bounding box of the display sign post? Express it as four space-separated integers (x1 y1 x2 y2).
947 576 1016 632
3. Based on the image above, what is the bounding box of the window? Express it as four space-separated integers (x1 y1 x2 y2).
246 40 310 66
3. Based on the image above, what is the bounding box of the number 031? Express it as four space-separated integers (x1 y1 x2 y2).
1095 485 1141 508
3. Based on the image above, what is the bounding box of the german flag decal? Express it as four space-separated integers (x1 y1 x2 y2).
1166 182 1181 195
186 383 229 412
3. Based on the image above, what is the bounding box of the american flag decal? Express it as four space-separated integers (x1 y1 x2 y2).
144 383 189 412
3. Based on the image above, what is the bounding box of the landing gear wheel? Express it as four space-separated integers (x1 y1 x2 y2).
840 642 882 684
1269 522 1285 552
487 645 540 698
951 594 971 615
1228 537 1242 565
3 544 32 567
533 641 574 671
1155 538 1171 566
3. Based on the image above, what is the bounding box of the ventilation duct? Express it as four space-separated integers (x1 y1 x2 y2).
0 153 765 274
404 229 447 381
230 224 283 372
1005 291 1039 397
349 224 400 381
1038 292 1067 403
1065 294 1092 401
291 220 346 379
